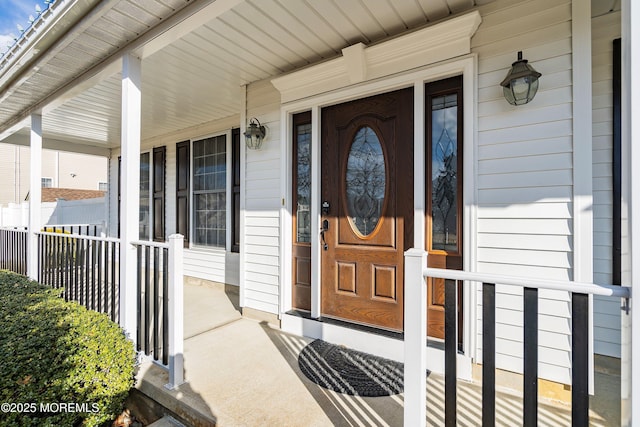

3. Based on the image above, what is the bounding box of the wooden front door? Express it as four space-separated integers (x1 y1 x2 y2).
426 76 464 340
321 88 413 332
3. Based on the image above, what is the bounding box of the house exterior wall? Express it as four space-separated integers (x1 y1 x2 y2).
100 0 615 386
473 0 574 383
243 80 283 314
107 115 241 286
592 9 621 358
0 143 108 206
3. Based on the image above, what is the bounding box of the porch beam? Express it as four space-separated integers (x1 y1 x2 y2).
27 113 42 280
119 52 142 344
622 1 640 425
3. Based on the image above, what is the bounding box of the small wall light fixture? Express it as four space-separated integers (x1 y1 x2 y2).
500 51 542 106
244 117 266 150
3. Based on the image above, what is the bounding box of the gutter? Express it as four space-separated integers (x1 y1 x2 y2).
0 0 102 102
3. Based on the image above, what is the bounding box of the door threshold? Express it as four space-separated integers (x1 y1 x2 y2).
285 310 403 340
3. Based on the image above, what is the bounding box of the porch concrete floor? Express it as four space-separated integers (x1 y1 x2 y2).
135 283 620 426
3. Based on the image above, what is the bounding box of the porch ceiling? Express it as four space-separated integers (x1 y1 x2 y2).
1 0 543 150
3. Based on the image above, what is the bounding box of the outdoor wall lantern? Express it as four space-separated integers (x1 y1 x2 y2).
244 117 266 150
500 51 542 106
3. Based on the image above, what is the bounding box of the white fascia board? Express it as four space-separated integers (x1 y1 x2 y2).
1 132 111 157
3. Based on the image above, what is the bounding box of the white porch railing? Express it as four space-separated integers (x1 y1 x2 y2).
29 230 185 390
0 226 28 275
37 230 121 321
42 222 106 237
403 248 632 427
131 235 184 389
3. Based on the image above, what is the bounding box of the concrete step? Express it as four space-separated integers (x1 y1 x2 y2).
147 416 185 427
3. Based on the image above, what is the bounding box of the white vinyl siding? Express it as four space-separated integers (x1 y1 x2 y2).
243 79 282 315
107 119 241 286
591 9 621 358
473 0 574 384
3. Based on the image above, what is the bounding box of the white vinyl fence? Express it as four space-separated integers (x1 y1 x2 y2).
0 197 106 229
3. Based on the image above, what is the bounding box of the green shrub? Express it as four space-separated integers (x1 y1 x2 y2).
0 271 136 427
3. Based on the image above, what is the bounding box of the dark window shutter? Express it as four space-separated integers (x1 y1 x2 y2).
117 156 121 238
613 38 621 285
232 128 240 253
176 141 190 247
153 146 166 242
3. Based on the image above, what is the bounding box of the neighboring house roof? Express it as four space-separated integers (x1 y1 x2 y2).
25 188 105 202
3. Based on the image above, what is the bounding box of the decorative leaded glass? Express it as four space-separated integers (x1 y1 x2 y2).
345 126 386 236
431 93 458 251
296 123 311 243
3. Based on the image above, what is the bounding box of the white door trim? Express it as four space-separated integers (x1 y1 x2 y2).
279 54 479 363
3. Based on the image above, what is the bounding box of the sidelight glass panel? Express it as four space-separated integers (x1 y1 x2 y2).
346 126 386 236
431 94 458 251
296 123 312 243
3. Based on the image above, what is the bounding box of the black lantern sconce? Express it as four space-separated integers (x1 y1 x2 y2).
500 51 542 106
244 117 266 150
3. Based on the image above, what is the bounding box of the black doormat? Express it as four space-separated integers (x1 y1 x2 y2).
298 339 403 396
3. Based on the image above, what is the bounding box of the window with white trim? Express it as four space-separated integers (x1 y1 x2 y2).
98 182 108 191
192 135 227 248
41 177 53 188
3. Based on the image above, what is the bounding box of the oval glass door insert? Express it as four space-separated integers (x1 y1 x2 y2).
345 126 386 236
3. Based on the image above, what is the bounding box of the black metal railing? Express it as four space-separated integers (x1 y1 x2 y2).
37 231 120 322
42 223 104 237
0 227 28 275
404 250 631 427
134 241 169 366
426 270 629 427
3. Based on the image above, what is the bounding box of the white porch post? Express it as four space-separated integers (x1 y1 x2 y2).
28 113 42 280
119 53 141 343
404 248 427 427
166 233 184 389
621 0 640 425
571 0 594 394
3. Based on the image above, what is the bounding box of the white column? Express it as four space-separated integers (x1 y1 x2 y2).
119 53 142 343
404 248 427 427
621 1 640 425
166 234 184 389
28 114 42 280
571 0 594 394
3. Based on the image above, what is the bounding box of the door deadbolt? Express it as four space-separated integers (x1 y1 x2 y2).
322 201 330 215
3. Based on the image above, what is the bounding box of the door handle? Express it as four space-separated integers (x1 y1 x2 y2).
321 219 329 251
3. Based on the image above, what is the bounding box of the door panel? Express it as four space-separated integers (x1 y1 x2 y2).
321 88 413 332
426 76 464 340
